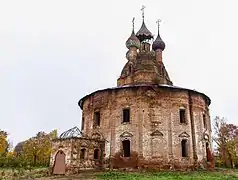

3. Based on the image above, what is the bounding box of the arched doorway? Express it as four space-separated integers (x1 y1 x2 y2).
53 150 66 175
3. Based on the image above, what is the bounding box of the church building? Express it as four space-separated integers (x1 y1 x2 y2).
50 8 212 174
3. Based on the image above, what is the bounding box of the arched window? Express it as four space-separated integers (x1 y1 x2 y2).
80 148 86 159
122 140 130 157
94 149 100 160
181 139 188 157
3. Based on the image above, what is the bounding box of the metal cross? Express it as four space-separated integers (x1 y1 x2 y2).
132 17 135 30
141 5 146 19
156 19 161 27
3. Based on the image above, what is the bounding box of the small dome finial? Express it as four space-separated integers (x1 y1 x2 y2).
152 19 165 51
132 17 135 33
136 5 153 42
156 19 161 29
141 5 146 21
126 17 140 49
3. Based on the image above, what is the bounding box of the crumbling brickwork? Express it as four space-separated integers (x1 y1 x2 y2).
50 137 105 174
79 85 212 169
51 14 212 172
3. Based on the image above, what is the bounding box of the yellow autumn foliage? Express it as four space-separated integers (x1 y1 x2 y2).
0 130 8 155
21 130 57 166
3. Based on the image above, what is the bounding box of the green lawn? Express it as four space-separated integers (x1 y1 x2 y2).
96 170 238 180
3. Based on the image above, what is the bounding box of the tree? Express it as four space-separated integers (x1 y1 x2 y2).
213 116 238 167
0 130 8 156
21 129 58 166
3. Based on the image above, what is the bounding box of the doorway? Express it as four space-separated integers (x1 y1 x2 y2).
122 140 130 157
206 142 210 161
52 150 66 175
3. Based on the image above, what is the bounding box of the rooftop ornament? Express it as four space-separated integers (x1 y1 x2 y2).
136 5 153 42
152 19 165 51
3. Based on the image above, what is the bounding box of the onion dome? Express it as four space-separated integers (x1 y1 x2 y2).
126 18 140 49
126 30 140 49
152 20 165 51
136 20 153 42
136 6 153 42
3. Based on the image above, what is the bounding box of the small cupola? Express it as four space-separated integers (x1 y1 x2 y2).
136 5 153 42
126 18 140 49
152 19 165 51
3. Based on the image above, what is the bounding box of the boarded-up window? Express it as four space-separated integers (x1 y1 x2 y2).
123 109 130 123
122 140 130 157
180 109 186 123
181 139 188 157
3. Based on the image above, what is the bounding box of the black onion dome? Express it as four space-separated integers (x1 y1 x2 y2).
136 20 153 42
152 26 165 51
126 30 141 49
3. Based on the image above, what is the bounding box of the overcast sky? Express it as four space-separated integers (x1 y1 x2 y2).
0 0 236 146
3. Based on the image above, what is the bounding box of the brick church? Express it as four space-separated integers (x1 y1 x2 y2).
50 8 213 174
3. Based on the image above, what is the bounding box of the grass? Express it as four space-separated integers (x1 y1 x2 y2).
1 167 238 180
96 170 238 180
0 167 49 180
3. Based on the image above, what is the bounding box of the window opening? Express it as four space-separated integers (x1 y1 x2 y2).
181 139 188 157
203 114 207 129
129 66 132 74
94 111 100 127
80 149 86 159
81 117 85 130
123 108 130 123
122 140 130 157
180 109 186 123
94 149 99 160
206 142 209 162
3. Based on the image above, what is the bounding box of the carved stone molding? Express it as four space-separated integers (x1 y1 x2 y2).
178 132 190 138
120 131 133 141
151 130 163 136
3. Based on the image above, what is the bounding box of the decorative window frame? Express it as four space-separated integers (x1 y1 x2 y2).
120 131 133 157
178 132 190 159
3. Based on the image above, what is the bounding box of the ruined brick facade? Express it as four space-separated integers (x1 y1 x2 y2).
50 13 212 173
50 135 105 174
79 85 211 169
